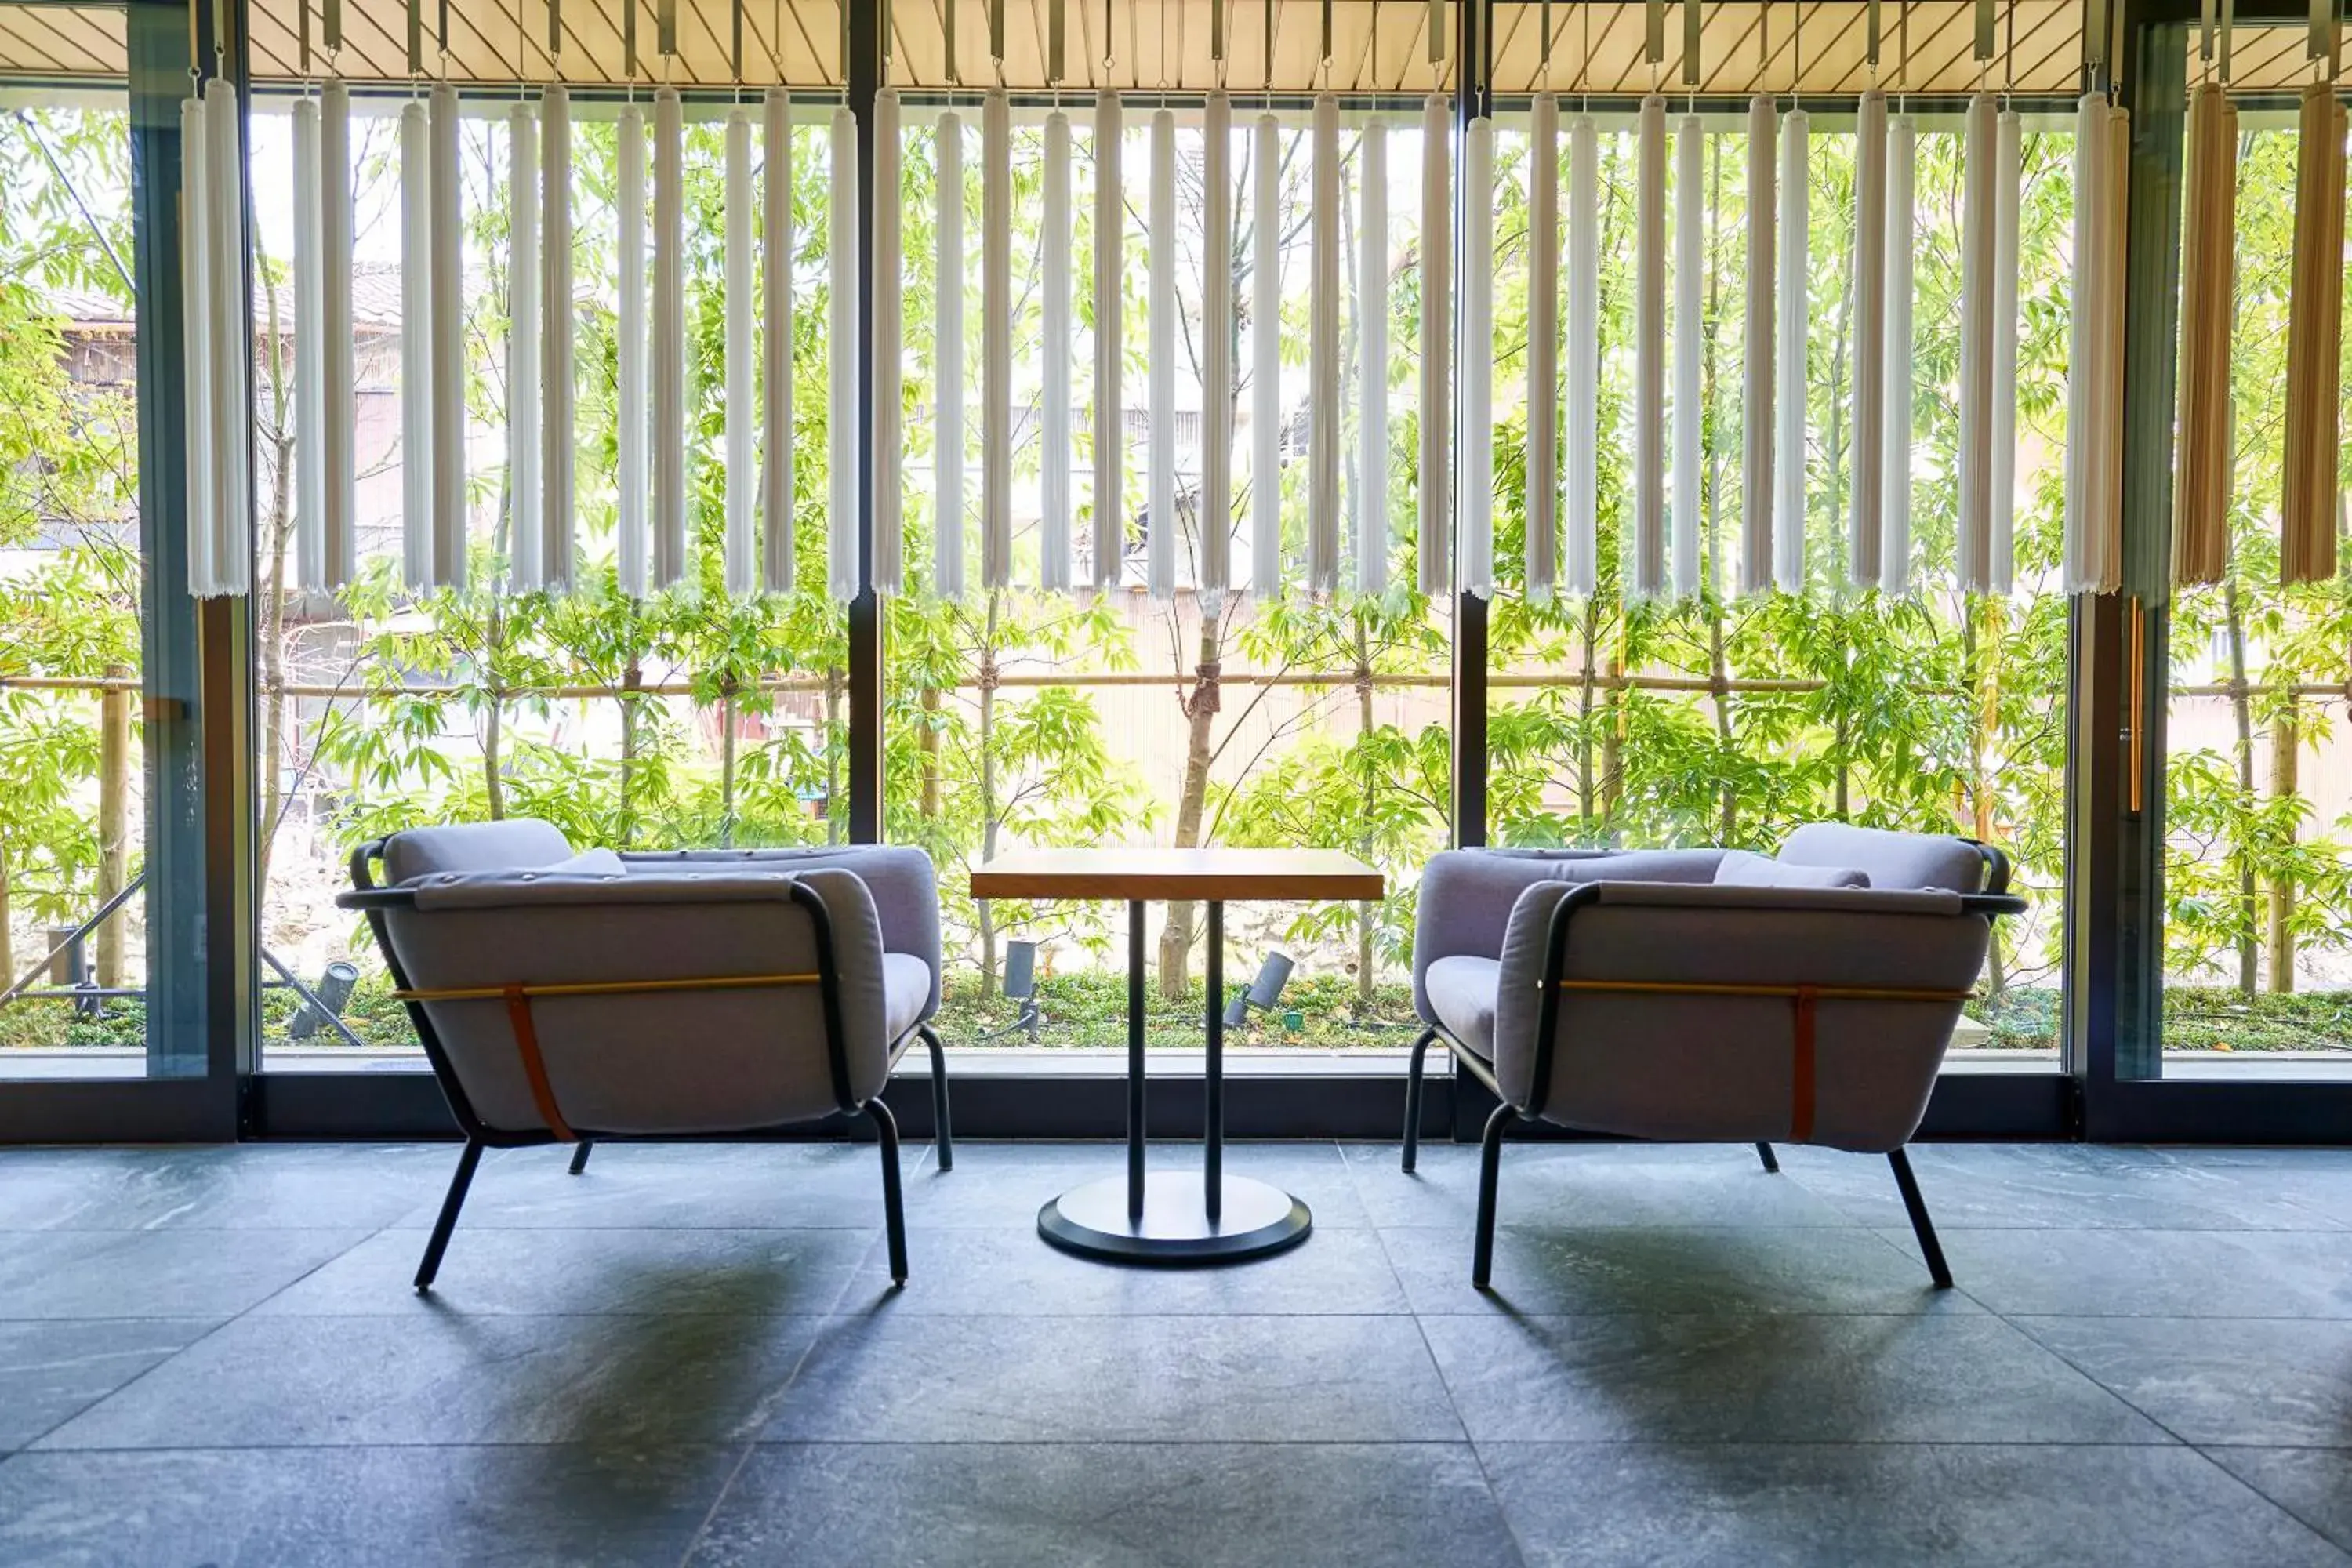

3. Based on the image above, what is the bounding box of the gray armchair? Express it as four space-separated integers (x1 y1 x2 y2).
340 820 952 1290
1403 825 2023 1289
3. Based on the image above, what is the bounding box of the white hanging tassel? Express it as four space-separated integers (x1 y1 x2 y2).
1773 106 1809 592
765 89 798 594
293 98 328 593
400 100 434 591
541 85 575 593
1848 89 1886 590
616 104 648 599
2063 90 2111 596
321 82 356 590
1882 112 1915 596
1461 114 1497 601
1563 111 1599 598
829 106 861 601
1309 94 1341 595
1632 94 1666 600
1202 93 1235 608
1740 93 1774 597
1989 106 2020 595
869 90 899 595
2099 103 2129 595
651 87 687 590
1148 107 1181 602
1041 108 1074 593
1672 111 1704 600
1251 110 1283 598
1418 93 1451 596
508 102 543 591
1956 92 1997 594
1092 93 1124 591
984 89 1014 590
724 108 756 597
935 110 965 598
180 93 216 598
430 83 465 591
202 79 251 596
2284 82 2346 584
1524 95 1558 604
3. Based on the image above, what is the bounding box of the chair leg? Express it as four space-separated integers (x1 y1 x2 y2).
920 1024 953 1172
869 1100 909 1286
415 1138 484 1293
1401 1026 1438 1173
568 1141 593 1175
1754 1141 1780 1174
1887 1147 1953 1289
1472 1103 1518 1290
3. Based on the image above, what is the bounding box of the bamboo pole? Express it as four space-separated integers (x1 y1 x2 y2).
96 663 130 989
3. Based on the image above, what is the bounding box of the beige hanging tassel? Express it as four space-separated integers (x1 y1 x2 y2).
2284 82 2347 584
2172 82 2238 588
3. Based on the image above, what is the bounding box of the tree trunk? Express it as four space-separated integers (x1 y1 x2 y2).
978 594 1003 995
1601 628 1625 823
0 849 13 989
2269 699 2298 994
1355 618 1376 1007
1159 622 1222 1000
2223 576 2259 996
1576 596 1599 829
719 686 738 848
824 669 842 845
919 685 942 819
255 242 294 896
1968 597 2008 997
619 656 643 848
96 666 131 990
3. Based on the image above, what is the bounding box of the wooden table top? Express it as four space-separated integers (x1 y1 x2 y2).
968 848 1385 902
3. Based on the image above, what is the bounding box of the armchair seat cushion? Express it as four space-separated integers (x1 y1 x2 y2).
883 953 931 1044
1425 955 1501 1059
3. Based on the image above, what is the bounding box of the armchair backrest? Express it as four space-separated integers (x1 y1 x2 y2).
1777 823 1998 894
379 819 576 884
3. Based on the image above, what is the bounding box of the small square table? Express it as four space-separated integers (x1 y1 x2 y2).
969 848 1386 1264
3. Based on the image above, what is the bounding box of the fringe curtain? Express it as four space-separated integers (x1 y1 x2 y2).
1632 95 1667 599
935 111 967 598
1092 93 1124 591
2283 81 2347 583
506 103 542 592
1251 110 1283 598
984 91 1014 590
1774 107 1809 592
1956 92 1998 593
542 85 576 593
1040 109 1075 594
1564 111 1600 597
827 106 861 601
1309 94 1342 595
292 99 328 593
1672 112 1704 599
651 88 687 590
399 100 434 590
1882 113 1915 596
724 109 756 597
615 105 648 597
1460 114 1497 600
183 83 253 598
429 83 466 590
1740 93 1774 598
1848 90 1887 589
1149 106 1181 601
2066 93 2131 596
1989 105 2021 596
1357 115 1390 598
1526 95 1559 604
1417 92 1451 596
1202 93 1235 607
321 81 356 591
771 90 802 593
2172 83 2235 589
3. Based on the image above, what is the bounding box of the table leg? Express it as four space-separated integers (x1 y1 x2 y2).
1205 900 1223 1221
1128 898 1147 1221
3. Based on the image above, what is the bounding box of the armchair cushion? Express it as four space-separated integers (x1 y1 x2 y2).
380 819 575 884
1423 955 1500 1058
1777 822 1991 893
1714 850 1869 890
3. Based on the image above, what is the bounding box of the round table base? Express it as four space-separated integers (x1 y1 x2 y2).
1037 1173 1312 1265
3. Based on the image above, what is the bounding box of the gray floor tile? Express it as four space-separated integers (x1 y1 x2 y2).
2146 1147 2352 1228
1915 1228 2352 1317
1381 1224 1974 1317
1421 1312 2166 1445
0 1228 371 1320
255 1225 871 1317
762 1312 1465 1443
1344 1142 1854 1230
898 1142 1374 1229
0 1320 220 1453
2016 1316 2352 1446
35 1312 823 1449
2205 1448 2352 1557
0 1445 740 1568
1776 1142 2349 1231
835 1225 1409 1316
0 1144 453 1232
691 1442 1522 1568
394 1141 926 1230
1478 1441 2350 1568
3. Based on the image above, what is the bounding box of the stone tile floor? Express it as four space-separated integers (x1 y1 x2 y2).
2 1138 2351 1565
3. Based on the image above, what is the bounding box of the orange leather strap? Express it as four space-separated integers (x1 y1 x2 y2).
501 984 577 1142
1789 986 1819 1143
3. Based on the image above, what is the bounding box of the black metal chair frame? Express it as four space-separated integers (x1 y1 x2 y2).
1396 841 2027 1292
342 842 954 1292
